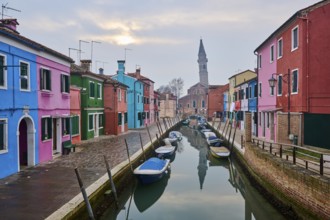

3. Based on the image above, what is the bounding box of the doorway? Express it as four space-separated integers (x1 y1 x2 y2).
94 114 99 137
52 118 61 154
121 112 125 133
19 119 28 166
18 116 35 169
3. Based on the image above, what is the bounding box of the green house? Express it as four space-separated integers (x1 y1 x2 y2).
70 61 105 140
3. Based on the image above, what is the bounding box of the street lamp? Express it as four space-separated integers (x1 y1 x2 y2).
268 69 291 135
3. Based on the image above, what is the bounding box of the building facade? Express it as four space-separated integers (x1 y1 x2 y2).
70 86 81 145
159 93 177 118
207 84 229 120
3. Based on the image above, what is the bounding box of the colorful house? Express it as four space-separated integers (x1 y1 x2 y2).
70 61 105 140
103 77 128 135
154 91 160 122
70 86 81 145
0 19 73 178
223 90 229 122
255 0 330 148
207 84 229 120
247 78 258 136
112 60 144 128
128 68 155 126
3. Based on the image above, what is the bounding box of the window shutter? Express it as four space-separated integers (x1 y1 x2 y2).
48 71 52 91
41 118 45 140
66 118 70 134
48 118 52 138
0 121 4 149
66 76 69 93
60 75 63 92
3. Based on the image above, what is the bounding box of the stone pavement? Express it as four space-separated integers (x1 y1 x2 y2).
0 122 165 220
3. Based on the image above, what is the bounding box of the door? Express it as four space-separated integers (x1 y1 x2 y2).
121 113 125 133
270 112 275 141
94 114 99 137
19 119 28 166
53 119 57 152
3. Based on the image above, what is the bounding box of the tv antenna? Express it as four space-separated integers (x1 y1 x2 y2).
1 3 21 20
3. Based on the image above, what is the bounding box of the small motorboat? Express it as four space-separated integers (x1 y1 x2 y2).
133 157 171 184
202 131 216 139
168 131 183 142
181 119 190 126
209 146 230 158
206 136 223 145
155 139 176 157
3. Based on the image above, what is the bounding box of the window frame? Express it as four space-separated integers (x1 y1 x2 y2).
88 114 94 131
89 81 95 98
41 116 52 141
270 44 274 63
71 115 80 137
0 118 8 153
277 75 283 96
258 82 262 97
291 25 299 51
0 54 7 89
19 61 30 91
40 67 52 92
96 83 102 99
62 117 70 136
291 69 298 94
99 113 104 128
277 38 283 59
258 54 262 69
118 88 122 102
61 74 70 94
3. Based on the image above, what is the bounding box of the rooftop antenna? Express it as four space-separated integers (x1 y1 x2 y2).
1 3 21 20
124 48 132 62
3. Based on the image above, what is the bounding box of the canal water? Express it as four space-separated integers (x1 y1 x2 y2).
100 126 285 220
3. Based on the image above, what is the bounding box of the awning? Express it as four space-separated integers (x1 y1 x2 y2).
261 107 283 112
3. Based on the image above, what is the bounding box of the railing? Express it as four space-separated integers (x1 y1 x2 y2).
252 137 330 177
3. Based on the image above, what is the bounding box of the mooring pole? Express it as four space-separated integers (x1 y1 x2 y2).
146 124 155 150
231 122 238 151
156 120 162 136
124 139 133 172
156 133 161 146
74 168 95 220
159 120 164 134
103 155 119 207
139 133 147 161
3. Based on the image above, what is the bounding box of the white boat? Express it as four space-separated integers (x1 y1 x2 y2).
202 131 216 139
168 131 183 142
206 136 223 145
209 146 230 158
155 139 176 157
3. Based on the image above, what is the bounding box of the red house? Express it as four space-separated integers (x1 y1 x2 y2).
104 78 129 135
266 1 330 148
207 84 229 120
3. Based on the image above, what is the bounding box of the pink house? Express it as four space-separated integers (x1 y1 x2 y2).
255 38 277 141
37 56 73 162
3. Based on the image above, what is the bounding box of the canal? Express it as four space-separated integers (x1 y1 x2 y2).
99 126 286 220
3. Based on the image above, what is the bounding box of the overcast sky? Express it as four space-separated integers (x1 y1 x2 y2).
4 0 320 94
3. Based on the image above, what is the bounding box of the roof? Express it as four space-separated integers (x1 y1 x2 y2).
254 0 330 53
127 72 155 83
0 26 74 63
228 69 256 79
235 77 258 87
198 39 206 56
71 64 107 81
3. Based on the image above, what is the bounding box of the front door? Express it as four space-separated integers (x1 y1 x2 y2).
94 114 99 137
53 119 57 152
19 119 28 166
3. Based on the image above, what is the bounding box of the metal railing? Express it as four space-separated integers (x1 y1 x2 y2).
252 137 330 177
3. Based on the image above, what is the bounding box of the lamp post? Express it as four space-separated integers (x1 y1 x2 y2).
268 69 291 135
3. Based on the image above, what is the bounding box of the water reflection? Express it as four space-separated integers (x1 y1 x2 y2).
100 126 285 220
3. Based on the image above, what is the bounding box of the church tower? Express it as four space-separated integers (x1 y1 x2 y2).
198 39 209 86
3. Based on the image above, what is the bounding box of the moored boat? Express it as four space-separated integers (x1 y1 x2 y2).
155 139 176 157
209 146 230 158
168 131 183 142
133 157 171 184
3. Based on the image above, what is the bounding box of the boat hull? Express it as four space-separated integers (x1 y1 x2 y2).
134 158 171 184
209 146 230 158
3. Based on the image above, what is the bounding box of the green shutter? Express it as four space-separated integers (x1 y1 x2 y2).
40 69 43 90
0 121 4 150
48 118 52 138
41 118 45 140
89 115 93 130
124 112 128 123
60 75 63 92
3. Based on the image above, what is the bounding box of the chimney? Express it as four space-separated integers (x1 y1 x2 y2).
0 19 19 33
136 67 141 77
80 59 92 71
98 68 104 75
117 60 125 75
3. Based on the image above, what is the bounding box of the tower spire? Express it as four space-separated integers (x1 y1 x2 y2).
198 39 208 86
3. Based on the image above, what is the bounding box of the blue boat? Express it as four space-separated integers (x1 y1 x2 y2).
133 158 171 184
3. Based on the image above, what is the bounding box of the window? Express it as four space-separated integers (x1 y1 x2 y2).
187 103 190 108
41 117 52 141
118 113 122 125
249 86 252 98
254 84 258 98
40 68 51 91
88 114 94 130
0 54 7 89
292 69 298 93
246 87 249 99
193 100 196 108
267 112 269 128
258 112 261 126
270 45 274 63
278 75 283 96
292 26 299 51
99 114 103 128
61 74 69 93
62 118 70 136
96 83 102 99
89 81 95 98
0 119 8 152
277 38 283 58
124 112 128 123
259 83 262 97
71 115 80 136
202 100 205 108
20 61 30 91
137 95 140 103
258 54 262 69
270 85 274 96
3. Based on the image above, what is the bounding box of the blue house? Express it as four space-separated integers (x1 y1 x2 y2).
112 60 144 128
0 19 39 178
248 78 258 136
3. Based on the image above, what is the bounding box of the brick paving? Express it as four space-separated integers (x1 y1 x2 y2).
0 122 166 220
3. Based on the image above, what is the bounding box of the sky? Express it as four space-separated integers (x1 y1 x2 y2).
3 0 320 95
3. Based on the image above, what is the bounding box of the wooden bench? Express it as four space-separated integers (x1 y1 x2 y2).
62 140 75 155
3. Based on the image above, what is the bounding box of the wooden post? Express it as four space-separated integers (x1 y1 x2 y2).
74 168 95 220
217 119 221 131
293 147 296 164
156 121 162 136
124 139 133 172
103 156 118 207
139 133 147 161
158 120 164 135
230 121 238 150
156 133 161 146
146 124 155 150
280 144 283 158
163 118 168 131
320 154 324 176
